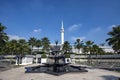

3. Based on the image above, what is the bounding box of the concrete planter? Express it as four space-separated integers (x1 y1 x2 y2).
41 58 47 64
16 55 34 65
70 54 75 58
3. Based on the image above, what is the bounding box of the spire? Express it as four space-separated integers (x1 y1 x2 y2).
61 20 64 29
61 20 64 32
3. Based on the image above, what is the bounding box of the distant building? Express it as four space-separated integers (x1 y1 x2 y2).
72 46 83 54
99 46 114 53
33 21 114 54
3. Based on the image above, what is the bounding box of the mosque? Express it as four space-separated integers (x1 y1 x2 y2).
59 21 114 54
33 21 114 54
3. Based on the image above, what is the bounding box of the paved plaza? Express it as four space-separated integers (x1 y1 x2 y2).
0 64 120 80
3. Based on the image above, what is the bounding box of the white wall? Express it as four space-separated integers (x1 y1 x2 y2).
99 46 114 53
16 57 33 65
41 58 47 64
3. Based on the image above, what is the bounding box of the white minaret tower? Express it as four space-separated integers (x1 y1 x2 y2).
61 21 64 45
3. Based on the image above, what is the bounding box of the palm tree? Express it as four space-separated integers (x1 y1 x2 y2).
35 39 42 53
41 37 50 52
15 39 30 65
55 40 58 45
28 37 36 55
85 40 94 54
92 44 99 62
85 40 94 64
0 23 8 54
100 43 105 46
98 47 105 55
8 39 18 55
82 45 89 63
4 41 12 55
62 41 72 53
74 39 84 64
74 39 83 54
18 39 29 55
82 45 89 55
4 40 18 64
106 25 120 54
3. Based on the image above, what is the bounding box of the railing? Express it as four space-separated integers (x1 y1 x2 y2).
73 54 120 59
1 54 120 59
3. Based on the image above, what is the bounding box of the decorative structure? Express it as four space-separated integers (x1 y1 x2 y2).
25 42 88 76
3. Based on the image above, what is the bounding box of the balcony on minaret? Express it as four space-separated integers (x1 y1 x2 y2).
61 28 64 33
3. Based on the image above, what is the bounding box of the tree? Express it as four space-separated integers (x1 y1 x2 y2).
41 37 50 52
85 40 94 64
62 41 72 53
8 40 18 55
35 39 42 53
100 43 105 46
106 25 120 54
97 47 105 55
4 39 30 55
18 39 29 55
82 45 89 63
74 39 84 64
28 37 36 54
92 44 99 61
82 45 89 55
85 40 94 54
0 23 8 54
74 39 83 54
3 40 18 64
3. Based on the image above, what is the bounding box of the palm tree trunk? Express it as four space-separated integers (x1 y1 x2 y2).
89 53 91 64
96 52 98 64
85 52 87 64
31 46 33 55
78 49 80 64
10 50 13 65
89 51 92 65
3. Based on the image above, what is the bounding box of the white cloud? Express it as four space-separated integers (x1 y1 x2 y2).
8 35 25 40
94 27 101 32
33 28 42 33
72 36 86 41
108 25 116 29
90 27 101 33
68 24 82 31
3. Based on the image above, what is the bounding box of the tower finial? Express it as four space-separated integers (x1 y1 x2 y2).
61 20 64 29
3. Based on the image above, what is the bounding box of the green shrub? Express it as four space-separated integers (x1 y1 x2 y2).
65 54 70 58
41 54 47 58
39 51 46 54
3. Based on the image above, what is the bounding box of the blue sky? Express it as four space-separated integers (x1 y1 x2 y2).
0 0 120 45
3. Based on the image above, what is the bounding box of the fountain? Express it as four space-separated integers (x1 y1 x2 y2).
25 42 88 76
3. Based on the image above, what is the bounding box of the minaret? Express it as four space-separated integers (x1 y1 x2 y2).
61 21 64 45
